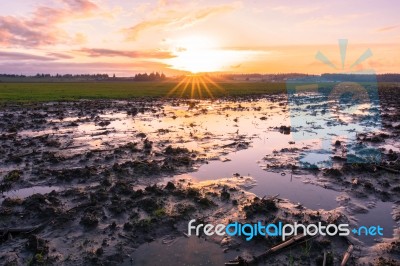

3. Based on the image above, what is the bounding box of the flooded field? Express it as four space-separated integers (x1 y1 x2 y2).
0 88 399 265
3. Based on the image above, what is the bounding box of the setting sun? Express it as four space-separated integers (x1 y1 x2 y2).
167 36 246 73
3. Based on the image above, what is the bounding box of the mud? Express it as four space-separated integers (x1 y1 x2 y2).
0 89 399 265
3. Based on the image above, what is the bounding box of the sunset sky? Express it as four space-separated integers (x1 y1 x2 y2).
0 0 399 75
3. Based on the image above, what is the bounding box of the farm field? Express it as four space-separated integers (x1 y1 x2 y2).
0 82 399 265
0 81 287 102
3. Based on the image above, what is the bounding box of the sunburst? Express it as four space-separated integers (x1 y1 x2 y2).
166 74 226 99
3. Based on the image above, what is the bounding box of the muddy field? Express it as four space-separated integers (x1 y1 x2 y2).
0 87 399 265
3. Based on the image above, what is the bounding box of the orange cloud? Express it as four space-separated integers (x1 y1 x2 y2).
123 19 171 41
123 2 239 41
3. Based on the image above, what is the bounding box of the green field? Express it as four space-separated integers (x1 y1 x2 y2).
0 81 396 103
0 82 287 102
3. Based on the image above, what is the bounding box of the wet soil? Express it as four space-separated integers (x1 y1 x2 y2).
0 88 399 265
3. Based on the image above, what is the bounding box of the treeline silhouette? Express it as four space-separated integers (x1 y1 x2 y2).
377 74 400 82
223 73 314 81
133 72 166 81
321 74 376 82
321 73 400 82
0 72 167 81
0 73 110 78
1 73 400 82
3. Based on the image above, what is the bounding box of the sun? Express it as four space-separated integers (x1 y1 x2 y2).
167 36 239 73
163 35 250 98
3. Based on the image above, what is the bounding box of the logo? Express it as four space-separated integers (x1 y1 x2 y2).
286 39 381 168
188 220 383 241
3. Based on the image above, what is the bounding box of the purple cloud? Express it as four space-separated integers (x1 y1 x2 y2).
0 51 58 61
77 48 175 59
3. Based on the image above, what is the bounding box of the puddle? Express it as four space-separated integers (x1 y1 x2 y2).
126 236 234 266
299 151 332 168
1 96 398 265
175 132 340 211
352 201 398 245
0 186 60 204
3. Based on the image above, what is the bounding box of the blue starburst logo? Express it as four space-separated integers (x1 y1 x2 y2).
286 39 381 168
316 39 373 70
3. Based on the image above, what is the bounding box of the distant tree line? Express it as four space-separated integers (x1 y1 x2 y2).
223 73 400 82
377 74 400 82
321 73 400 82
223 73 317 81
39 72 167 81
133 72 166 81
0 74 27 77
2 73 400 82
0 72 167 81
321 73 376 82
52 73 110 78
0 73 110 78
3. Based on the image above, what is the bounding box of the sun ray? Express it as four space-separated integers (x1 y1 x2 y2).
179 77 191 98
166 77 188 97
199 76 214 99
190 76 195 98
165 74 225 99
202 76 226 95
196 76 203 99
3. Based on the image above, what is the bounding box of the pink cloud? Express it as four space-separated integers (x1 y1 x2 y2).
0 0 98 47
376 25 398 32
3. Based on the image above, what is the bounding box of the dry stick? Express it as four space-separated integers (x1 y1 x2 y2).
268 234 308 253
249 234 310 264
323 252 327 266
340 245 354 266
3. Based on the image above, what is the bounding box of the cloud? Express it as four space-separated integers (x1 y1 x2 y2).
0 50 75 61
77 48 175 59
0 51 57 61
62 0 98 12
123 19 171 41
376 25 398 32
230 63 242 68
0 0 98 47
47 52 74 59
123 2 240 41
